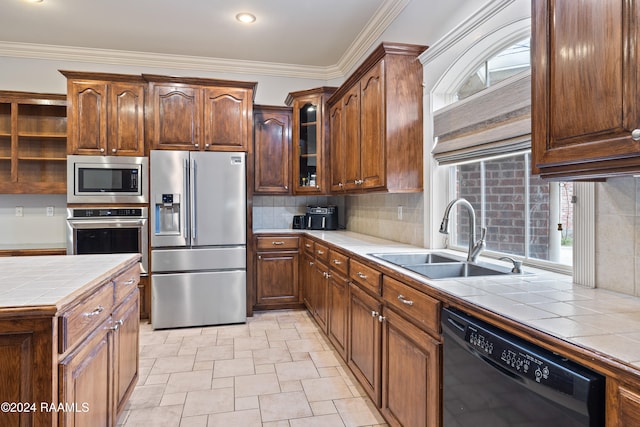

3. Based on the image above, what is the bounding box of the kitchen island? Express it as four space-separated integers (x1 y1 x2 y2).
0 253 140 427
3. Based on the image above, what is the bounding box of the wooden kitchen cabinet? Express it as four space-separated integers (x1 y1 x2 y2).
62 71 145 156
300 249 315 312
532 0 640 179
327 249 349 360
328 43 426 193
381 276 441 427
145 74 256 152
348 282 383 405
607 378 640 426
112 292 140 414
254 236 302 310
312 259 330 333
0 91 67 194
253 105 292 194
285 87 336 194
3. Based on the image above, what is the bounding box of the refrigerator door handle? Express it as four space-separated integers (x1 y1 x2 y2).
190 158 197 242
183 158 189 240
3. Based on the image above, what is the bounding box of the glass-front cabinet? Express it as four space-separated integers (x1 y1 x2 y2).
286 87 336 195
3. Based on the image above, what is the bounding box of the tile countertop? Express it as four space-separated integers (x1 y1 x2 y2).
0 253 140 312
255 229 640 370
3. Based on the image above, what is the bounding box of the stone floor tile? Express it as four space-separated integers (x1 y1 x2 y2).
235 395 260 411
333 397 387 427
206 409 262 427
234 372 281 397
125 384 165 409
301 377 354 402
195 345 234 362
182 388 234 417
123 405 183 427
259 391 313 422
310 400 338 416
179 415 208 427
275 360 320 382
253 347 293 365
150 355 195 375
289 414 346 427
165 370 213 394
213 357 255 378
160 392 186 407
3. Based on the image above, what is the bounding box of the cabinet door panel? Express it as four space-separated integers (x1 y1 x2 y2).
204 88 251 151
532 0 640 177
348 283 381 405
382 308 441 427
343 87 361 190
59 325 112 427
328 273 348 359
313 262 329 332
68 82 108 154
329 102 345 191
151 85 201 149
113 292 140 414
359 61 385 190
256 252 300 306
108 82 145 156
254 109 291 193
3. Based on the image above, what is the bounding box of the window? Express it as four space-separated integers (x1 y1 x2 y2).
448 152 573 267
456 38 531 101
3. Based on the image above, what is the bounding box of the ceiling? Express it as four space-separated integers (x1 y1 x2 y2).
0 0 475 79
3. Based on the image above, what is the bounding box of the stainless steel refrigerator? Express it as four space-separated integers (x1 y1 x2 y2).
150 150 246 329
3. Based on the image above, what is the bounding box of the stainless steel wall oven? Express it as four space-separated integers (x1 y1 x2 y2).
66 207 148 274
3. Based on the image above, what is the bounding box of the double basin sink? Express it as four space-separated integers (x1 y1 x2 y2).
368 252 516 279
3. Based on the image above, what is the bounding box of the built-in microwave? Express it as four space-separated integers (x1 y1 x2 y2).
67 155 149 204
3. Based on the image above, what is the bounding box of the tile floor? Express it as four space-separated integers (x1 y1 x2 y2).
117 310 388 427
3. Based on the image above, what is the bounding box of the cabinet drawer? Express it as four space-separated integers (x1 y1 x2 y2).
59 283 114 354
114 264 141 306
383 276 440 334
315 243 329 263
257 236 299 250
302 237 315 254
329 250 349 276
349 259 381 295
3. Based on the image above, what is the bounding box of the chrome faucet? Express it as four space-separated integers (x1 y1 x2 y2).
439 198 486 263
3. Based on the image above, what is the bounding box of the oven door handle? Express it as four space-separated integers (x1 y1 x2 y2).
67 219 147 229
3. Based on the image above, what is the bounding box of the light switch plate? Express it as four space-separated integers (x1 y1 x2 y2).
46 206 54 217
15 206 23 217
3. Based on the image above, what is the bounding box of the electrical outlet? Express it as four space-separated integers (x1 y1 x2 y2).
15 206 23 217
397 205 403 220
46 206 55 217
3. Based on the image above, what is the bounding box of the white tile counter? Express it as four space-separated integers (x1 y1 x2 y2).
255 229 640 370
0 253 140 311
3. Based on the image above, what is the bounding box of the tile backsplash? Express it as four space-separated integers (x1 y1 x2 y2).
252 195 345 230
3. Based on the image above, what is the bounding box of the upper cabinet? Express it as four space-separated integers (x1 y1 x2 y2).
532 0 640 179
328 43 427 193
253 105 292 194
285 87 336 195
144 74 256 152
0 91 67 194
61 71 145 156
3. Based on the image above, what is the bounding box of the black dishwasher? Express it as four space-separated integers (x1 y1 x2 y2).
442 307 605 427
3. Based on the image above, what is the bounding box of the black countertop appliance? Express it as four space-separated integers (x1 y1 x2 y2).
305 205 338 230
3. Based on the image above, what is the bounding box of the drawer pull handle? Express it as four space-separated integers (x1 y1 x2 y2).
124 278 136 285
371 311 379 317
632 129 640 141
332 259 342 265
317 250 325 255
397 295 414 306
84 305 104 318
109 319 124 331
305 243 312 248
272 241 285 245
356 272 367 279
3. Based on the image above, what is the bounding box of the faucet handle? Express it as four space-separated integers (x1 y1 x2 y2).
499 256 523 274
479 227 487 241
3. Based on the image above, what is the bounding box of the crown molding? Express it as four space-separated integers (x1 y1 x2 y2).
0 0 406 82
0 41 343 80
335 0 411 74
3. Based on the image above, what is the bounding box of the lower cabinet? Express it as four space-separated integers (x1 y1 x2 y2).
327 250 349 360
312 260 330 332
254 235 301 310
300 251 315 311
381 307 441 427
113 292 141 414
607 378 640 426
347 282 383 405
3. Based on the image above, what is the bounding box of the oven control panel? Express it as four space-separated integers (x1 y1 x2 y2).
69 208 145 218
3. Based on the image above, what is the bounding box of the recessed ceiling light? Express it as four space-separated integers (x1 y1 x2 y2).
25 0 44 3
236 13 256 24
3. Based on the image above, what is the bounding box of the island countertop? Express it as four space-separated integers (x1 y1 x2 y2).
0 253 140 315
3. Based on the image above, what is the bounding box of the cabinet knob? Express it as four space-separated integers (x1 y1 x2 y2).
205 143 210 148
112 148 117 153
371 311 379 317
338 182 343 188
285 186 288 190
378 315 386 323
632 129 640 141
194 144 199 148
99 148 105 153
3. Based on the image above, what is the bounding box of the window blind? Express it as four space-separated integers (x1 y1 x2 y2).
432 69 531 165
